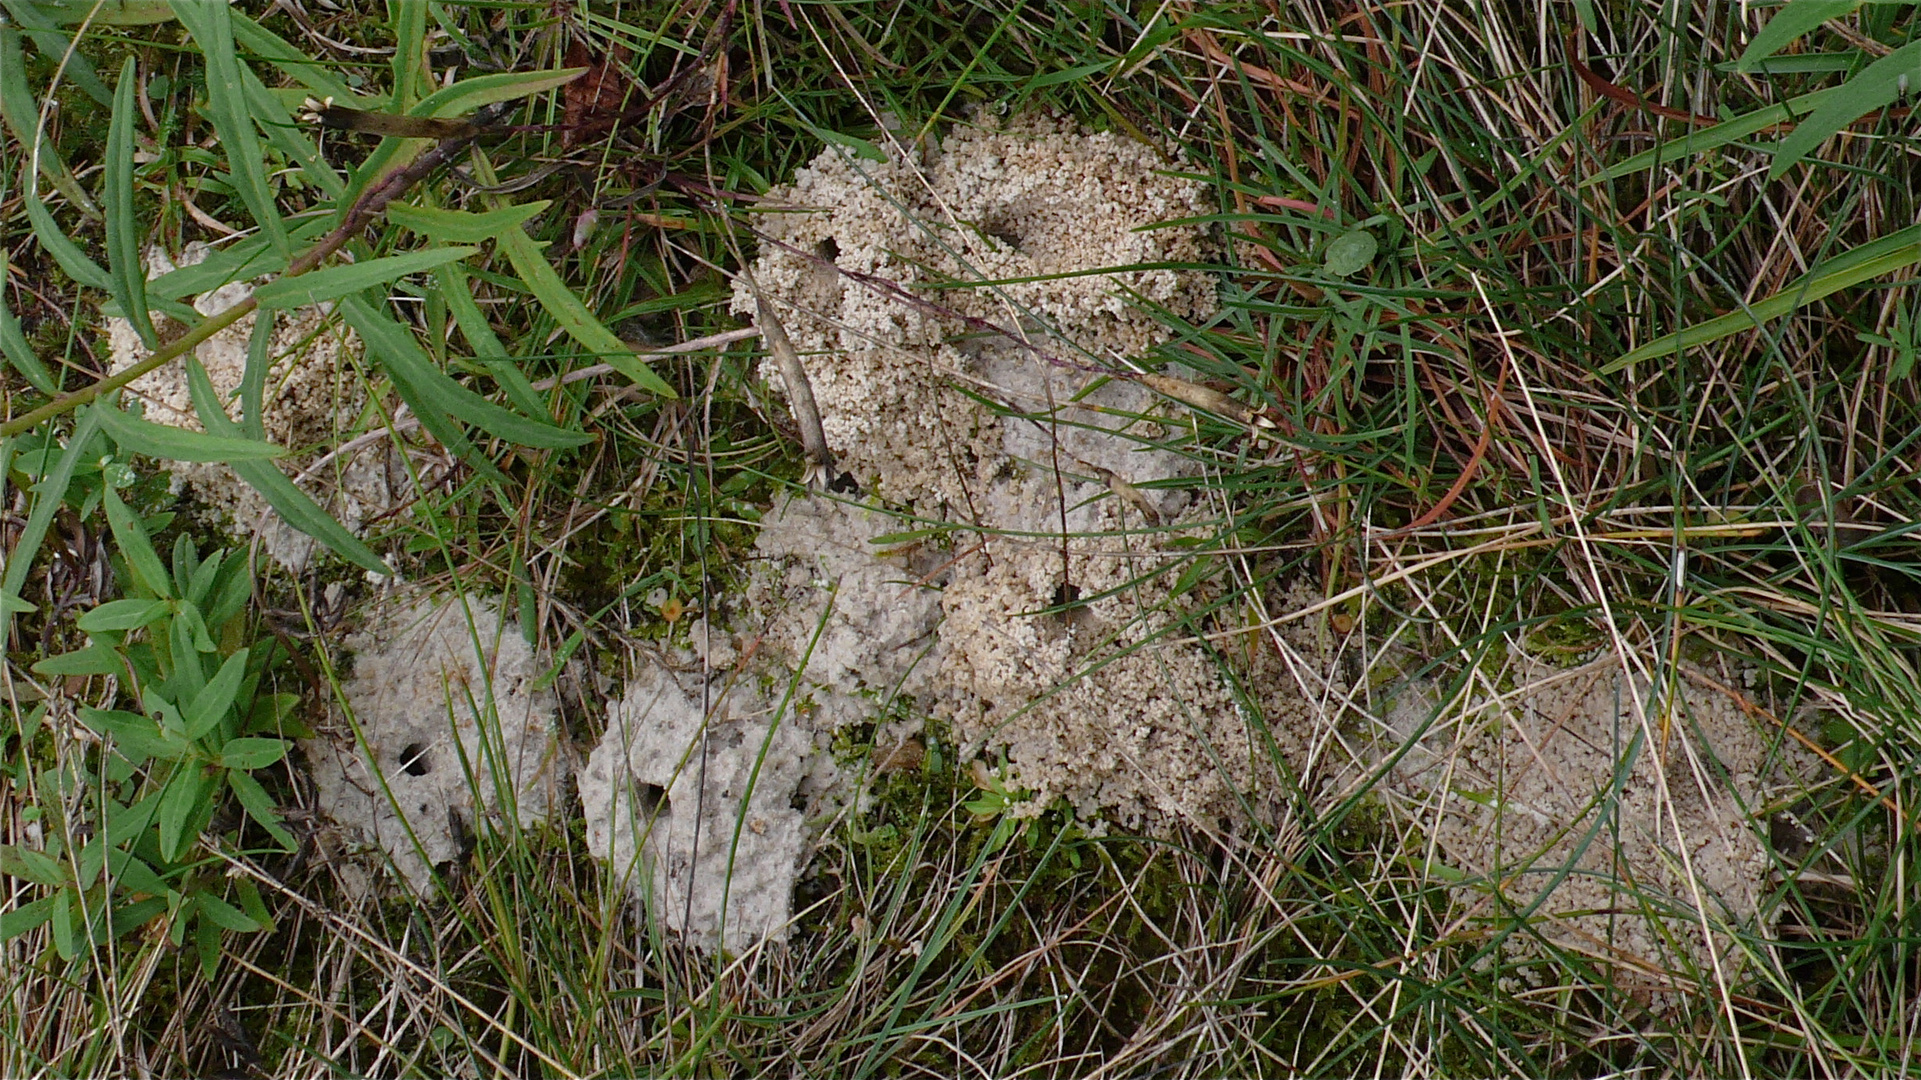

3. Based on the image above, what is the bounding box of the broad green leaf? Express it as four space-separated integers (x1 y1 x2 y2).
16 0 179 25
409 67 586 120
386 201 549 244
0 587 33 617
340 292 593 450
100 845 168 898
106 57 157 349
75 598 171 633
173 598 217 654
1324 230 1378 277
0 844 68 886
195 891 259 933
1605 224 1921 371
217 736 288 771
32 644 125 677
0 895 57 942
390 0 428 108
1770 38 1921 179
3 407 104 612
96 399 285 462
1737 2 1857 71
184 648 248 741
253 246 479 309
228 771 297 852
183 355 392 575
23 190 111 292
171 1 288 254
157 766 212 863
146 218 331 300
494 225 677 397
806 124 887 163
80 707 185 761
102 484 171 598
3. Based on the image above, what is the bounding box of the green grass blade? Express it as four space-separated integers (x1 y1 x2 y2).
228 9 355 102
252 246 478 309
1737 1 1857 71
96 397 285 461
105 57 156 349
0 0 114 103
339 292 593 450
495 225 677 398
1588 84 1844 183
170 0 288 254
1770 37 1921 179
1604 224 1921 371
182 354 391 576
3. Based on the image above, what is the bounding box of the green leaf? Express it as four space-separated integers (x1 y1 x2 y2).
339 291 593 451
184 648 248 741
33 644 126 677
228 10 356 103
106 56 157 349
76 598 172 633
196 891 259 933
1737 1 1857 71
146 219 330 301
228 770 297 852
1324 230 1378 277
23 189 111 292
97 399 284 462
157 765 212 863
182 354 392 576
3 407 104 613
101 845 169 898
0 844 68 886
0 895 57 942
1604 225 1921 372
409 67 586 120
1770 38 1921 179
805 123 887 163
102 483 172 598
170 0 288 254
216 736 287 771
386 201 549 244
174 598 217 654
494 224 677 398
0 587 33 617
253 246 479 309
81 707 187 762
16 0 180 25
0 0 114 103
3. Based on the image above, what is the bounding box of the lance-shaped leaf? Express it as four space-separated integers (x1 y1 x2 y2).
106 57 156 348
171 0 288 254
96 398 285 462
495 225 677 397
252 246 478 309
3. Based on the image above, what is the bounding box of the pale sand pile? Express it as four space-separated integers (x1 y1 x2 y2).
304 594 570 893
1384 657 1819 992
105 244 412 571
729 112 1319 826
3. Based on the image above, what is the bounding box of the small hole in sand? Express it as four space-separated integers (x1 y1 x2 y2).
399 742 432 777
632 782 667 820
815 237 840 262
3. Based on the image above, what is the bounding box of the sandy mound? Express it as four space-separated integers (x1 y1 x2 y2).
732 112 1307 826
1383 656 1819 995
304 594 570 892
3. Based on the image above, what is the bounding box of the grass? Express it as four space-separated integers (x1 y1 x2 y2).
4 0 1921 1075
